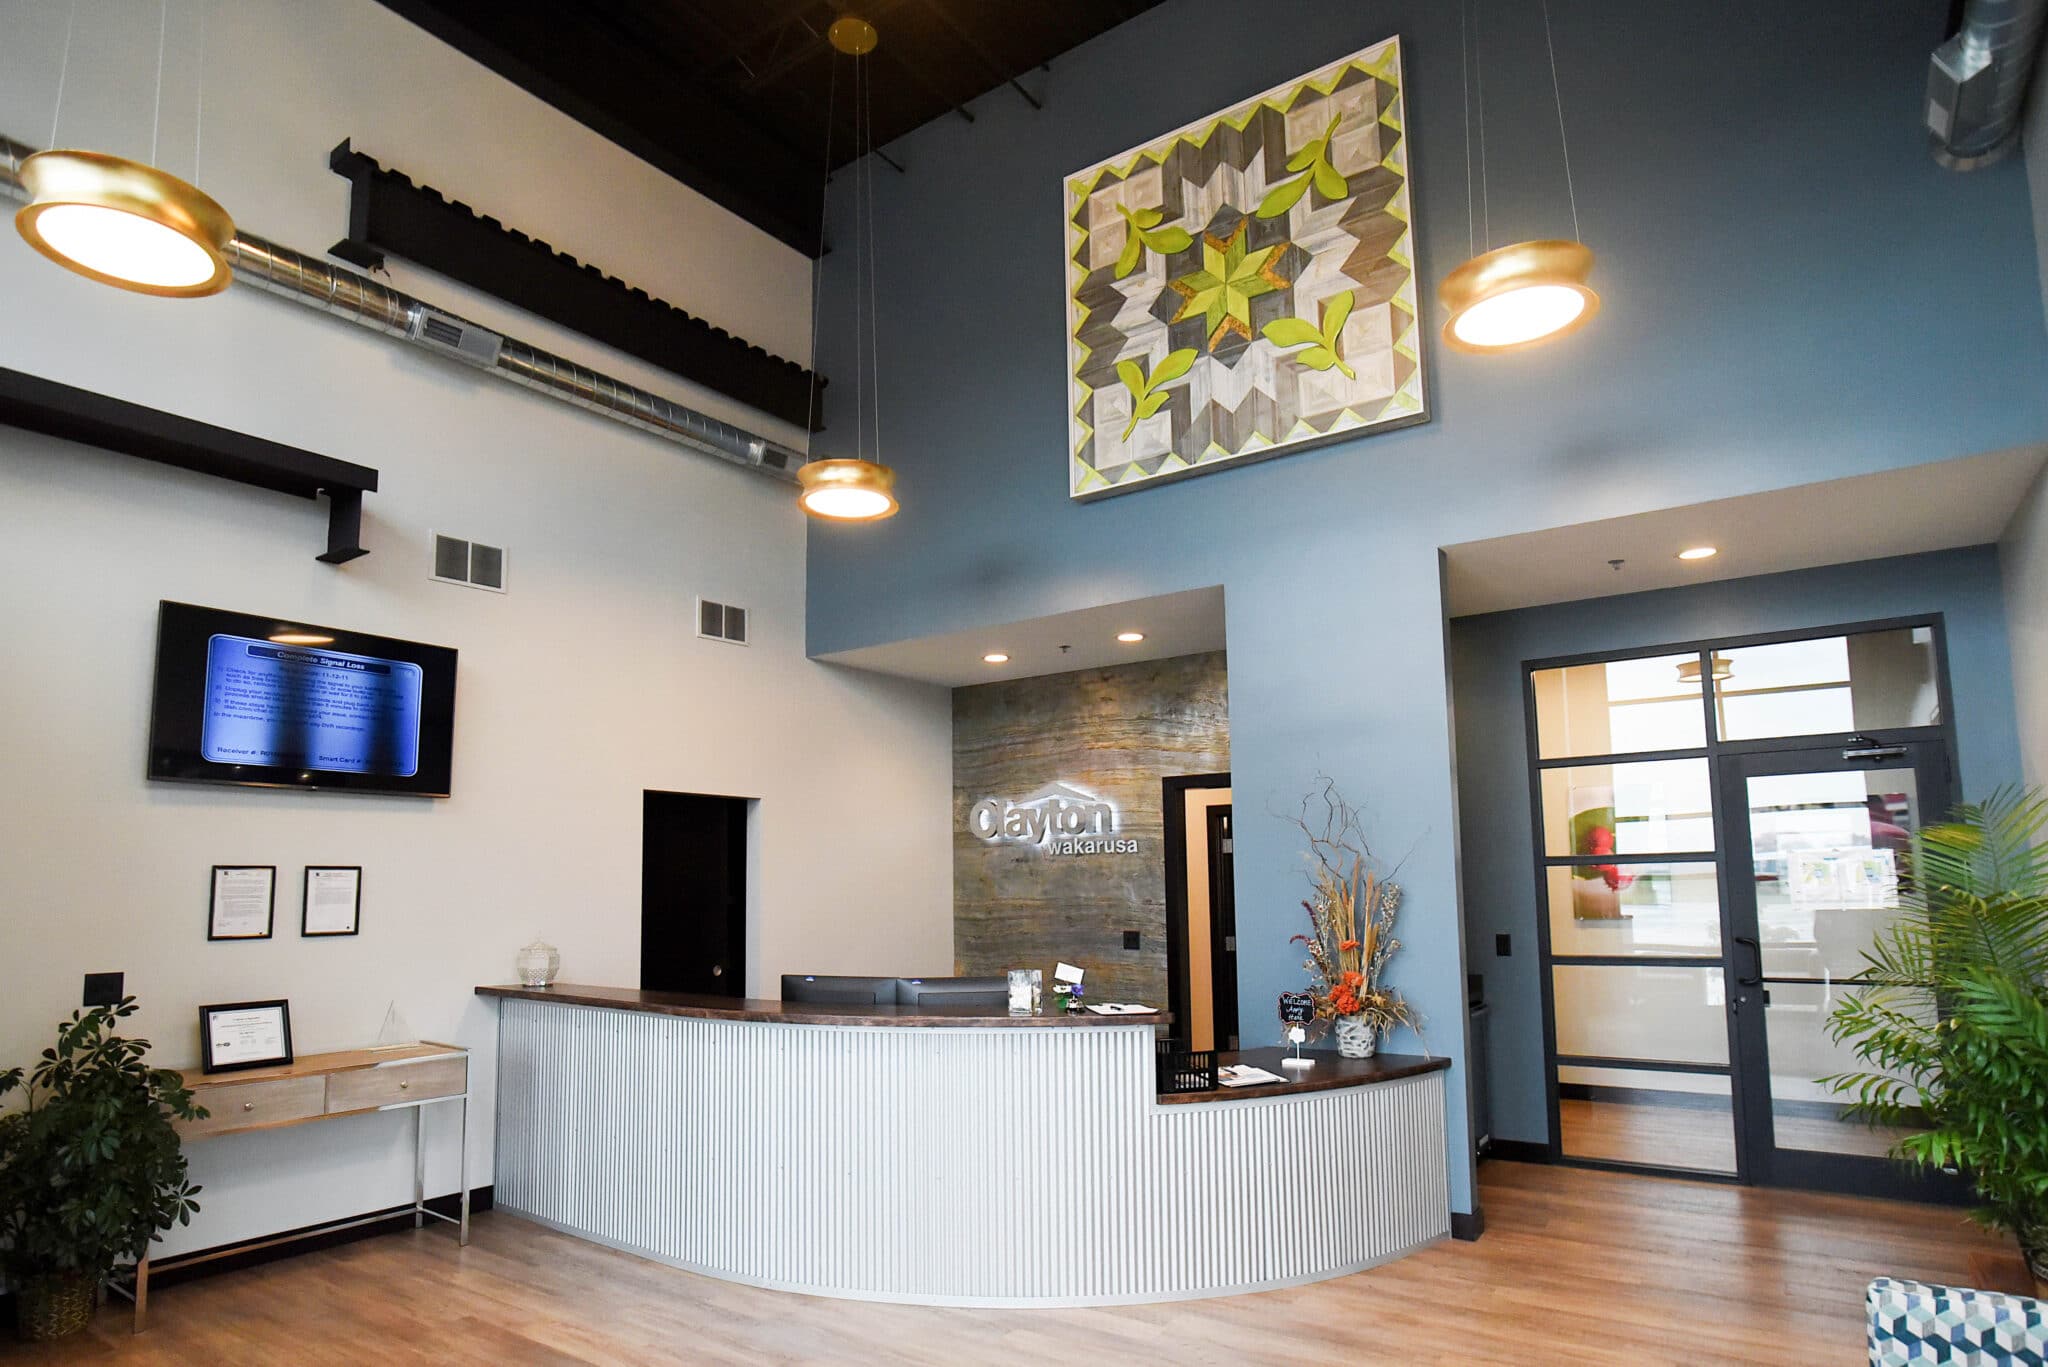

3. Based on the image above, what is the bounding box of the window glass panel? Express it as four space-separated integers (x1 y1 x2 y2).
1547 862 1721 957
1747 766 1921 980
1552 963 1728 1065
1532 654 1705 759
1717 628 1938 741
1540 759 1714 857
1557 1065 1735 1173
1763 981 1928 1157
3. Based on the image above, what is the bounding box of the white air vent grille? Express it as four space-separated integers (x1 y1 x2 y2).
432 533 507 592
409 306 504 368
697 597 748 645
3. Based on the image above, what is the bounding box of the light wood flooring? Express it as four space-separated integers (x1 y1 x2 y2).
1561 1097 1915 1173
3 1162 2034 1366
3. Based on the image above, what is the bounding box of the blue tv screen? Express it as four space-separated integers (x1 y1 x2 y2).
148 602 457 796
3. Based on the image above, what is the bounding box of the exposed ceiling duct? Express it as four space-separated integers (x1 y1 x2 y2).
0 134 807 483
1926 0 2048 169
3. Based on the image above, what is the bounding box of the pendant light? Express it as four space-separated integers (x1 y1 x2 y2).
797 14 899 522
1440 0 1598 353
1677 655 1734 685
14 3 235 297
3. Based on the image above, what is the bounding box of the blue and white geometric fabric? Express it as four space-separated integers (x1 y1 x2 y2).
1868 1277 2046 1365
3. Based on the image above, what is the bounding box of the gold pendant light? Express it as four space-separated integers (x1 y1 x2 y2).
1677 654 1735 685
1441 0 1598 353
798 14 899 522
16 150 234 297
13 6 235 297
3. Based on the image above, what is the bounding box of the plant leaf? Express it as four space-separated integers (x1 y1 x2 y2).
1312 158 1348 202
1322 289 1355 344
1115 358 1145 396
1150 347 1198 386
1147 226 1193 254
1115 232 1142 279
1257 173 1310 219
1297 345 1340 371
1262 317 1323 348
1285 141 1320 173
1137 391 1170 419
1133 207 1163 229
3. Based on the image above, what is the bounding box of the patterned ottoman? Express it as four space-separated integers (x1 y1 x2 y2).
1868 1277 2046 1364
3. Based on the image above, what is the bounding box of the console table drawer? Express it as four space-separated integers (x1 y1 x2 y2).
180 1075 326 1138
326 1056 467 1113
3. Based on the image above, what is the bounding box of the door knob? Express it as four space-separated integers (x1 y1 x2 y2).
243 1101 254 1111
712 964 724 977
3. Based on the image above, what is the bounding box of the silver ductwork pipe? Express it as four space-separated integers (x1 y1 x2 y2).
0 134 808 481
1926 0 2048 169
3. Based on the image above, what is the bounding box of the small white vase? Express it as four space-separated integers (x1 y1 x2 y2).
1334 1014 1377 1058
516 939 560 988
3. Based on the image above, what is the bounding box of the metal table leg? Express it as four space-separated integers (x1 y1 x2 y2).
458 1094 471 1245
413 1104 425 1229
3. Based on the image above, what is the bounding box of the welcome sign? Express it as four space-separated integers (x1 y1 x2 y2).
966 782 1141 856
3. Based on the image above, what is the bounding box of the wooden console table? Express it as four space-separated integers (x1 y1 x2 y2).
116 1042 470 1332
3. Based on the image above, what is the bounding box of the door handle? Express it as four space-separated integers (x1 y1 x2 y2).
1733 935 1762 987
711 964 724 977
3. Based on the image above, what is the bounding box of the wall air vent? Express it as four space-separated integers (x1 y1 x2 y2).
432 532 507 592
408 306 503 368
697 597 749 645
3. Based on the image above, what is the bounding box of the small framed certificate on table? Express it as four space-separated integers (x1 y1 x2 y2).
199 1000 294 1074
208 865 276 941
301 866 362 937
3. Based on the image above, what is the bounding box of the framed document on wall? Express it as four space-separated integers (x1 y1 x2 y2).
208 865 276 941
302 866 362 937
199 1000 294 1074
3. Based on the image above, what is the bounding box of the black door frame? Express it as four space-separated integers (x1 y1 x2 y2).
1206 804 1239 1051
1716 739 1969 1202
1518 613 1961 1194
641 789 751 998
1163 772 1231 1042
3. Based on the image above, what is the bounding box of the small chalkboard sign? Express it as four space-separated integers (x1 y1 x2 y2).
1278 991 1316 1025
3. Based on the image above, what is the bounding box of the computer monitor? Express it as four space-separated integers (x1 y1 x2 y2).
894 976 1010 1010
780 974 899 1005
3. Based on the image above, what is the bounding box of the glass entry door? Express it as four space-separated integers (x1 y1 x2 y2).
1718 741 1960 1198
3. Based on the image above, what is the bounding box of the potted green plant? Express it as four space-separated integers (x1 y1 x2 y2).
1825 787 2048 1288
0 998 205 1340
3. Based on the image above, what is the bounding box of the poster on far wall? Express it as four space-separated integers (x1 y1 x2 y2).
1062 34 1425 501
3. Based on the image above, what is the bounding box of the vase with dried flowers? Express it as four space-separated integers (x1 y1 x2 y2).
1288 779 1418 1059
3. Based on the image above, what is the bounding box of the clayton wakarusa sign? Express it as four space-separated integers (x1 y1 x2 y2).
966 782 1140 856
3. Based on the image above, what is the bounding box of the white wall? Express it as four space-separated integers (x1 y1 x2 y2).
0 0 953 1258
2003 464 2048 787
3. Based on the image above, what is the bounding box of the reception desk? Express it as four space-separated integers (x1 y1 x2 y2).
477 984 1450 1306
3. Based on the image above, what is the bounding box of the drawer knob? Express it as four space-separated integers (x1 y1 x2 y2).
243 1101 255 1111
400 1080 410 1090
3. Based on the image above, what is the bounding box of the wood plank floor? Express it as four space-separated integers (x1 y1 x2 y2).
4 1162 2034 1366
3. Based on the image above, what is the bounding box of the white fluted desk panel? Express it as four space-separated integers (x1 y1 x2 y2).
491 997 1450 1306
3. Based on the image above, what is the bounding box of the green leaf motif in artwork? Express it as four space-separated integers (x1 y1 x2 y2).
1261 288 1357 380
1116 346 1199 440
1258 112 1348 220
1113 202 1195 280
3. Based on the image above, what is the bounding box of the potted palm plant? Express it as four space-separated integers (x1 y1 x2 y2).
0 998 205 1340
1825 787 2048 1289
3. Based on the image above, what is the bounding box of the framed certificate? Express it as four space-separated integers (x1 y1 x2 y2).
208 865 277 941
199 1000 294 1074
302 866 362 937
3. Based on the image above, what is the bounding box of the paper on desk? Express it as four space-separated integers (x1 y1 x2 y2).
1218 1065 1289 1087
1083 1003 1159 1015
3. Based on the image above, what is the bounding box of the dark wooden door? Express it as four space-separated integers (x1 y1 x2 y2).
1207 805 1238 1050
641 791 748 997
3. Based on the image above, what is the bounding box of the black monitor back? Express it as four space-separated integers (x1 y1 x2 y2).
895 976 1010 1010
780 974 899 1005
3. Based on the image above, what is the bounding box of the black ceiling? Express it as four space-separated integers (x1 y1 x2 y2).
375 0 1163 256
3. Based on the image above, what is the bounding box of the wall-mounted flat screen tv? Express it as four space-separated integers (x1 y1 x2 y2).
147 602 457 797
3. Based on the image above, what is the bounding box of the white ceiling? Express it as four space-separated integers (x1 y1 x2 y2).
819 585 1226 687
1442 446 2048 618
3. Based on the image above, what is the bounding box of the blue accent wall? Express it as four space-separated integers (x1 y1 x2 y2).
806 0 2048 1215
1449 546 2023 1146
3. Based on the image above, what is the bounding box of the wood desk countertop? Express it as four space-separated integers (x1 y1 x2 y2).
1156 1047 1449 1104
475 983 1170 1028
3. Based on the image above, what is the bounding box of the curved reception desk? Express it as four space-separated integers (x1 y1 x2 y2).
477 984 1450 1307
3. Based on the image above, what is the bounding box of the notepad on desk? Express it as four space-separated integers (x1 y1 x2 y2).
1218 1065 1289 1087
1082 1003 1158 1015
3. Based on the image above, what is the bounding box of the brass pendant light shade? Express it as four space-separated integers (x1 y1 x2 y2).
1438 239 1598 353
1676 654 1735 685
15 150 235 297
798 457 899 522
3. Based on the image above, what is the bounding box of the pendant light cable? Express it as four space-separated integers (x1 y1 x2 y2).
1540 0 1582 242
49 1 77 150
863 47 882 467
193 2 207 183
803 47 839 451
1473 0 1490 254
1459 0 1473 264
150 0 168 166
852 52 865 465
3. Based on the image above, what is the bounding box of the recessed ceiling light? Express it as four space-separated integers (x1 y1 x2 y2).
982 652 1010 664
1116 631 1145 643
1677 546 1719 561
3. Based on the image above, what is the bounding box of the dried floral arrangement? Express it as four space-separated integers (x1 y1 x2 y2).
1288 778 1418 1035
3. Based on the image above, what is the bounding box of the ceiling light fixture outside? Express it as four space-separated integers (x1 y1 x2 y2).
1678 545 1719 561
1116 631 1145 643
1677 654 1734 685
982 652 1010 664
15 150 234 296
